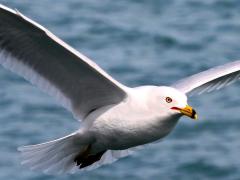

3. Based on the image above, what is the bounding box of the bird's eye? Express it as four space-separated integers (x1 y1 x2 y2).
165 97 172 103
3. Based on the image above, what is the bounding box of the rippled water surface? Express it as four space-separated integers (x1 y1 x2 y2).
0 0 240 179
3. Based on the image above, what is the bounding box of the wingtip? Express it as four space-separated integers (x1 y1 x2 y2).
17 146 26 152
17 146 23 152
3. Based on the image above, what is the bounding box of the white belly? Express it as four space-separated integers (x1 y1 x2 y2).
81 87 183 153
84 105 180 152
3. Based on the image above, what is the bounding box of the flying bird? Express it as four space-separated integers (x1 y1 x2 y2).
0 4 239 174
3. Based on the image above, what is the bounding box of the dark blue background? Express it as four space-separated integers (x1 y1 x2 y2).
0 0 240 179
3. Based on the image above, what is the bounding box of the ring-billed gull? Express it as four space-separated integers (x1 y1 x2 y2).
0 4 239 174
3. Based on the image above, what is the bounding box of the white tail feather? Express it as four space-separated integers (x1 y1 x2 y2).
18 132 86 174
18 132 140 174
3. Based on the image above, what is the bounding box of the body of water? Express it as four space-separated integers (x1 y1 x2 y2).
0 0 240 179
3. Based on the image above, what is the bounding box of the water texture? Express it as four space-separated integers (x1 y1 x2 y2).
0 0 240 179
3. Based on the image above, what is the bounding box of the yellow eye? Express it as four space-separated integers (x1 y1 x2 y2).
165 97 172 103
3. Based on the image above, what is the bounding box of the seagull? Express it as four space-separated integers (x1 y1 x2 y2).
0 4 239 174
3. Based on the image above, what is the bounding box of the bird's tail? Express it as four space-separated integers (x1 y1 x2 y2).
18 132 88 174
18 132 137 174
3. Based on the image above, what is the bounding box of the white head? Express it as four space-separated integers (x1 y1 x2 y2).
148 86 197 120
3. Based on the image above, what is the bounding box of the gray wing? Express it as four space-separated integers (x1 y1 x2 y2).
172 60 240 96
0 4 127 120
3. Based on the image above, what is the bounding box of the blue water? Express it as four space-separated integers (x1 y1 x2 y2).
0 0 240 179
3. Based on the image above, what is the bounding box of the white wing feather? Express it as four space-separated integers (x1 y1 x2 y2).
172 60 240 96
0 4 127 120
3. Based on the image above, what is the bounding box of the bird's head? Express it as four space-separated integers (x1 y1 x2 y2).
150 86 197 120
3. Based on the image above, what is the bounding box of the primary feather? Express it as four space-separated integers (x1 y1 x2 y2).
172 60 240 96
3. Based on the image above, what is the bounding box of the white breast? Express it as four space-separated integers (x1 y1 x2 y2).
83 96 181 151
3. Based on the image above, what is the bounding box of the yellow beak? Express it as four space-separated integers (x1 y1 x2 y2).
172 105 198 120
180 105 198 120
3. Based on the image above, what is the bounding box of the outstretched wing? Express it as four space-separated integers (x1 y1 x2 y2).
0 4 127 120
172 60 240 96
